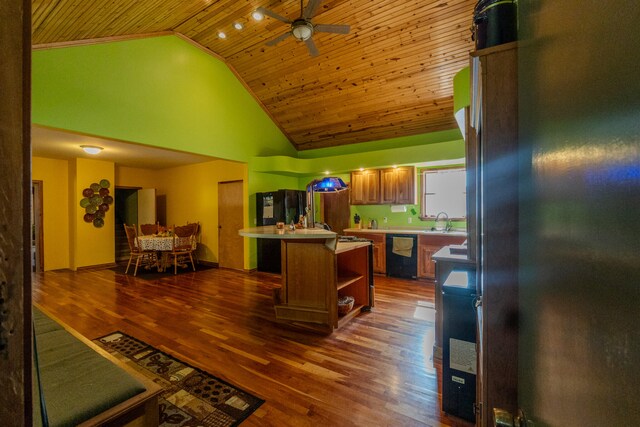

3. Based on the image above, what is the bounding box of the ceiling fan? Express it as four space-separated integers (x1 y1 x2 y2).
257 0 350 57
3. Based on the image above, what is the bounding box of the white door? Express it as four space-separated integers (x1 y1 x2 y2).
137 188 156 228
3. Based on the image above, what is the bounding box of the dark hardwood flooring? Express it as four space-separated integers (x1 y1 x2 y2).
33 266 472 426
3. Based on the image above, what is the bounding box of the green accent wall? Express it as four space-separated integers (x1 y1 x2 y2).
297 129 462 159
32 35 295 162
453 67 470 113
251 139 465 175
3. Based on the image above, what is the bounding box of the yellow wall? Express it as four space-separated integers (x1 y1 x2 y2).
155 160 247 266
73 158 115 268
34 156 247 270
115 166 161 189
32 157 70 271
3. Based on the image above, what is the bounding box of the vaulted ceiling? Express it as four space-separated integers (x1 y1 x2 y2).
32 0 476 151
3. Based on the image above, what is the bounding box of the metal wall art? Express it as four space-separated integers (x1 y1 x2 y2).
80 179 113 228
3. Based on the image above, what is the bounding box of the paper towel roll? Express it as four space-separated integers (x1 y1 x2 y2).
390 205 407 213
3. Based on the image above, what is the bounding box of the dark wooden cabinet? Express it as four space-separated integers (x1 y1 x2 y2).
350 170 380 205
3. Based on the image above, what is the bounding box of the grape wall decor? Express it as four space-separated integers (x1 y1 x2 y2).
80 179 113 228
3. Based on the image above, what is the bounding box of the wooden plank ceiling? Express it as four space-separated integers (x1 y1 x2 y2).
32 0 476 151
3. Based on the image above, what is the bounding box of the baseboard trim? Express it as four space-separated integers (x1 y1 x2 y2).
76 263 118 271
197 260 218 268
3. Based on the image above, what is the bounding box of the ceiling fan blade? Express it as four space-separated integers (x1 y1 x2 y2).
302 0 322 19
256 6 291 24
266 32 292 46
314 24 350 34
304 37 319 57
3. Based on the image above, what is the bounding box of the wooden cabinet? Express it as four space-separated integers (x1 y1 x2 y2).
379 168 397 204
274 239 372 331
418 243 441 279
417 234 466 279
350 169 380 204
395 166 416 204
344 231 385 274
351 166 415 205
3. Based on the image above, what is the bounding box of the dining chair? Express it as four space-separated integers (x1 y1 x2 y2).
187 221 201 264
168 223 197 274
123 224 157 276
139 223 158 236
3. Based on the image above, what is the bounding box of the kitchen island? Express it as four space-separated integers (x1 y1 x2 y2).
239 226 373 332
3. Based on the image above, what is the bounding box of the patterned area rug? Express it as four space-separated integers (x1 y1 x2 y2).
93 332 264 426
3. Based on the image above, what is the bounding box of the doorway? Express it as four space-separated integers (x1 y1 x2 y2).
31 181 44 272
114 188 139 261
218 180 244 270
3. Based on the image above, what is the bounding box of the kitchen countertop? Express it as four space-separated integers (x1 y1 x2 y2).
343 227 467 237
432 245 475 264
239 225 336 239
239 226 369 254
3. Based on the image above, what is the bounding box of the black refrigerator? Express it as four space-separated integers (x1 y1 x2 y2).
256 189 306 273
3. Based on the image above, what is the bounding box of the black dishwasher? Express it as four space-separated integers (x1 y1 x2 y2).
385 234 417 279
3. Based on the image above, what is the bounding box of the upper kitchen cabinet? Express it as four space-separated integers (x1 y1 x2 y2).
350 169 380 205
380 166 416 205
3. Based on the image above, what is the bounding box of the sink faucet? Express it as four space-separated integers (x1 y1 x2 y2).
434 211 451 232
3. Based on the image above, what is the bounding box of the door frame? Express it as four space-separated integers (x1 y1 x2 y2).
32 180 44 272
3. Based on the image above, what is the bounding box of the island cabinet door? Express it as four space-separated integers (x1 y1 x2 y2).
274 241 334 326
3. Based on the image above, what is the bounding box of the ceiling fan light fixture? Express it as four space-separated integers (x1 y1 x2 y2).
80 145 103 155
291 19 313 41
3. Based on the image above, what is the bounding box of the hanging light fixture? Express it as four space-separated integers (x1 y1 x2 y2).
306 177 348 228
80 145 103 155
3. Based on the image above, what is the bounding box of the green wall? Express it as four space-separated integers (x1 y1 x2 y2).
251 139 465 175
32 35 295 162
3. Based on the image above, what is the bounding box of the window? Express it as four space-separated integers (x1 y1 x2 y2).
420 168 466 219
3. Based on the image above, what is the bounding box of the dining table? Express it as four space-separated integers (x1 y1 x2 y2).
136 235 174 272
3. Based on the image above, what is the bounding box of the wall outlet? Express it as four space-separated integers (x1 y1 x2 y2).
408 217 412 224
383 217 388 223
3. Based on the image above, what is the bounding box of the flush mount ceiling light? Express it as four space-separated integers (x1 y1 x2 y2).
252 10 264 21
233 22 244 30
218 31 227 39
80 145 103 155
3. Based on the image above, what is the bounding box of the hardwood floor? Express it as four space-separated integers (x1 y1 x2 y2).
33 267 472 426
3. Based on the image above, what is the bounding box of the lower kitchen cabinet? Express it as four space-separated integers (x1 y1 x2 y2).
345 231 385 274
417 234 466 279
418 243 441 279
